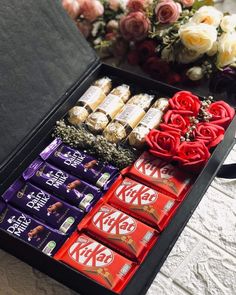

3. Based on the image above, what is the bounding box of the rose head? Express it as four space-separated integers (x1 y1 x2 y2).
62 0 82 20
155 0 182 24
120 11 150 41
127 0 151 12
160 109 193 134
136 39 157 62
207 101 235 129
174 141 211 173
146 129 180 160
81 0 104 22
180 0 194 8
142 56 170 80
193 122 225 149
169 91 201 116
108 0 121 11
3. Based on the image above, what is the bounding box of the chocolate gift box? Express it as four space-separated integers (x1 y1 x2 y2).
0 1 235 295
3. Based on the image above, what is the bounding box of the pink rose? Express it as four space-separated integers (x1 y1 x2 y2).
109 0 120 11
81 0 104 22
179 0 195 7
62 0 82 20
127 0 152 12
155 0 182 24
120 11 150 41
76 20 92 38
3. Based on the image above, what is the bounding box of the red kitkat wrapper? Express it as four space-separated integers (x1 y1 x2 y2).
54 232 137 293
124 152 192 200
78 203 158 262
107 176 177 231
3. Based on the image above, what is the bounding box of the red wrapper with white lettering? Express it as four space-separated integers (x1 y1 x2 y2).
107 176 177 231
124 152 192 200
78 203 158 262
54 232 137 292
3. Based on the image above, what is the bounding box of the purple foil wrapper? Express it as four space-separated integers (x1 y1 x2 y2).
40 138 118 190
0 200 67 256
22 159 102 212
2 180 84 234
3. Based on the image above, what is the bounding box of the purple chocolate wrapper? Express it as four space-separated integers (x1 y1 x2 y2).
40 138 118 190
2 180 84 234
0 200 67 256
23 159 102 212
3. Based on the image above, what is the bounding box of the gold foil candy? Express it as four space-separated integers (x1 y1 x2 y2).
152 97 169 112
86 112 109 133
93 77 112 95
110 84 131 103
127 94 154 110
128 126 150 148
67 106 89 126
103 121 127 143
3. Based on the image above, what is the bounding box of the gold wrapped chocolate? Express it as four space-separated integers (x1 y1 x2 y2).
86 84 131 133
127 93 154 111
67 106 89 126
103 105 145 143
67 77 112 125
152 97 169 112
128 98 167 148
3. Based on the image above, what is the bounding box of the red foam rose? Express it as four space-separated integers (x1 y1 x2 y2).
193 122 225 148
173 140 211 173
207 100 235 129
160 109 193 134
169 91 201 116
146 129 180 160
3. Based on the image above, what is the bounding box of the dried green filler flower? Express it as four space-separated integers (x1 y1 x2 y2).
53 120 139 169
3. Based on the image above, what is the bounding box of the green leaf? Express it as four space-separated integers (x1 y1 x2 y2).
192 0 214 10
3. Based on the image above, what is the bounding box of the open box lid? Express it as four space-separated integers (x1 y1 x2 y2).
0 0 98 185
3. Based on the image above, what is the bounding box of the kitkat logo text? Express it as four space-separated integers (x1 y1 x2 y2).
69 238 114 267
134 153 175 179
92 206 137 235
115 180 157 205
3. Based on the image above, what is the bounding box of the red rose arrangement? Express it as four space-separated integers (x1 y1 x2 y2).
146 91 235 173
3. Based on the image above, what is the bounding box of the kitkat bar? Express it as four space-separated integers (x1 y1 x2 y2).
78 203 158 262
2 180 84 234
0 200 67 256
54 232 137 293
22 159 103 212
124 151 192 200
107 176 177 231
40 138 119 190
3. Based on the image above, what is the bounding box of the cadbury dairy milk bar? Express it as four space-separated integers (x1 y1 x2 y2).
2 180 84 234
40 138 118 190
0 200 67 256
22 159 102 212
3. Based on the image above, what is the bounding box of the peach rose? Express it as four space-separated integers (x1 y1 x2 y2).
120 11 150 41
155 0 182 24
81 0 104 22
109 0 120 11
180 0 194 8
62 0 82 20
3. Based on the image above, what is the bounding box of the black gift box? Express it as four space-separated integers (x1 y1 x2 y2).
0 1 235 295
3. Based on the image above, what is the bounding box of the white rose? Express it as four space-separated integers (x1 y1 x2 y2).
190 6 223 27
220 15 236 32
179 23 217 54
217 32 236 67
186 67 204 81
207 41 218 56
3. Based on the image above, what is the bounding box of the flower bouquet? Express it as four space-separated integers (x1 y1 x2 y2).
62 0 236 98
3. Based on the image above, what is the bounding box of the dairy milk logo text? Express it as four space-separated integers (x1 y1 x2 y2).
69 239 113 267
115 180 158 205
135 154 175 179
92 207 137 235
